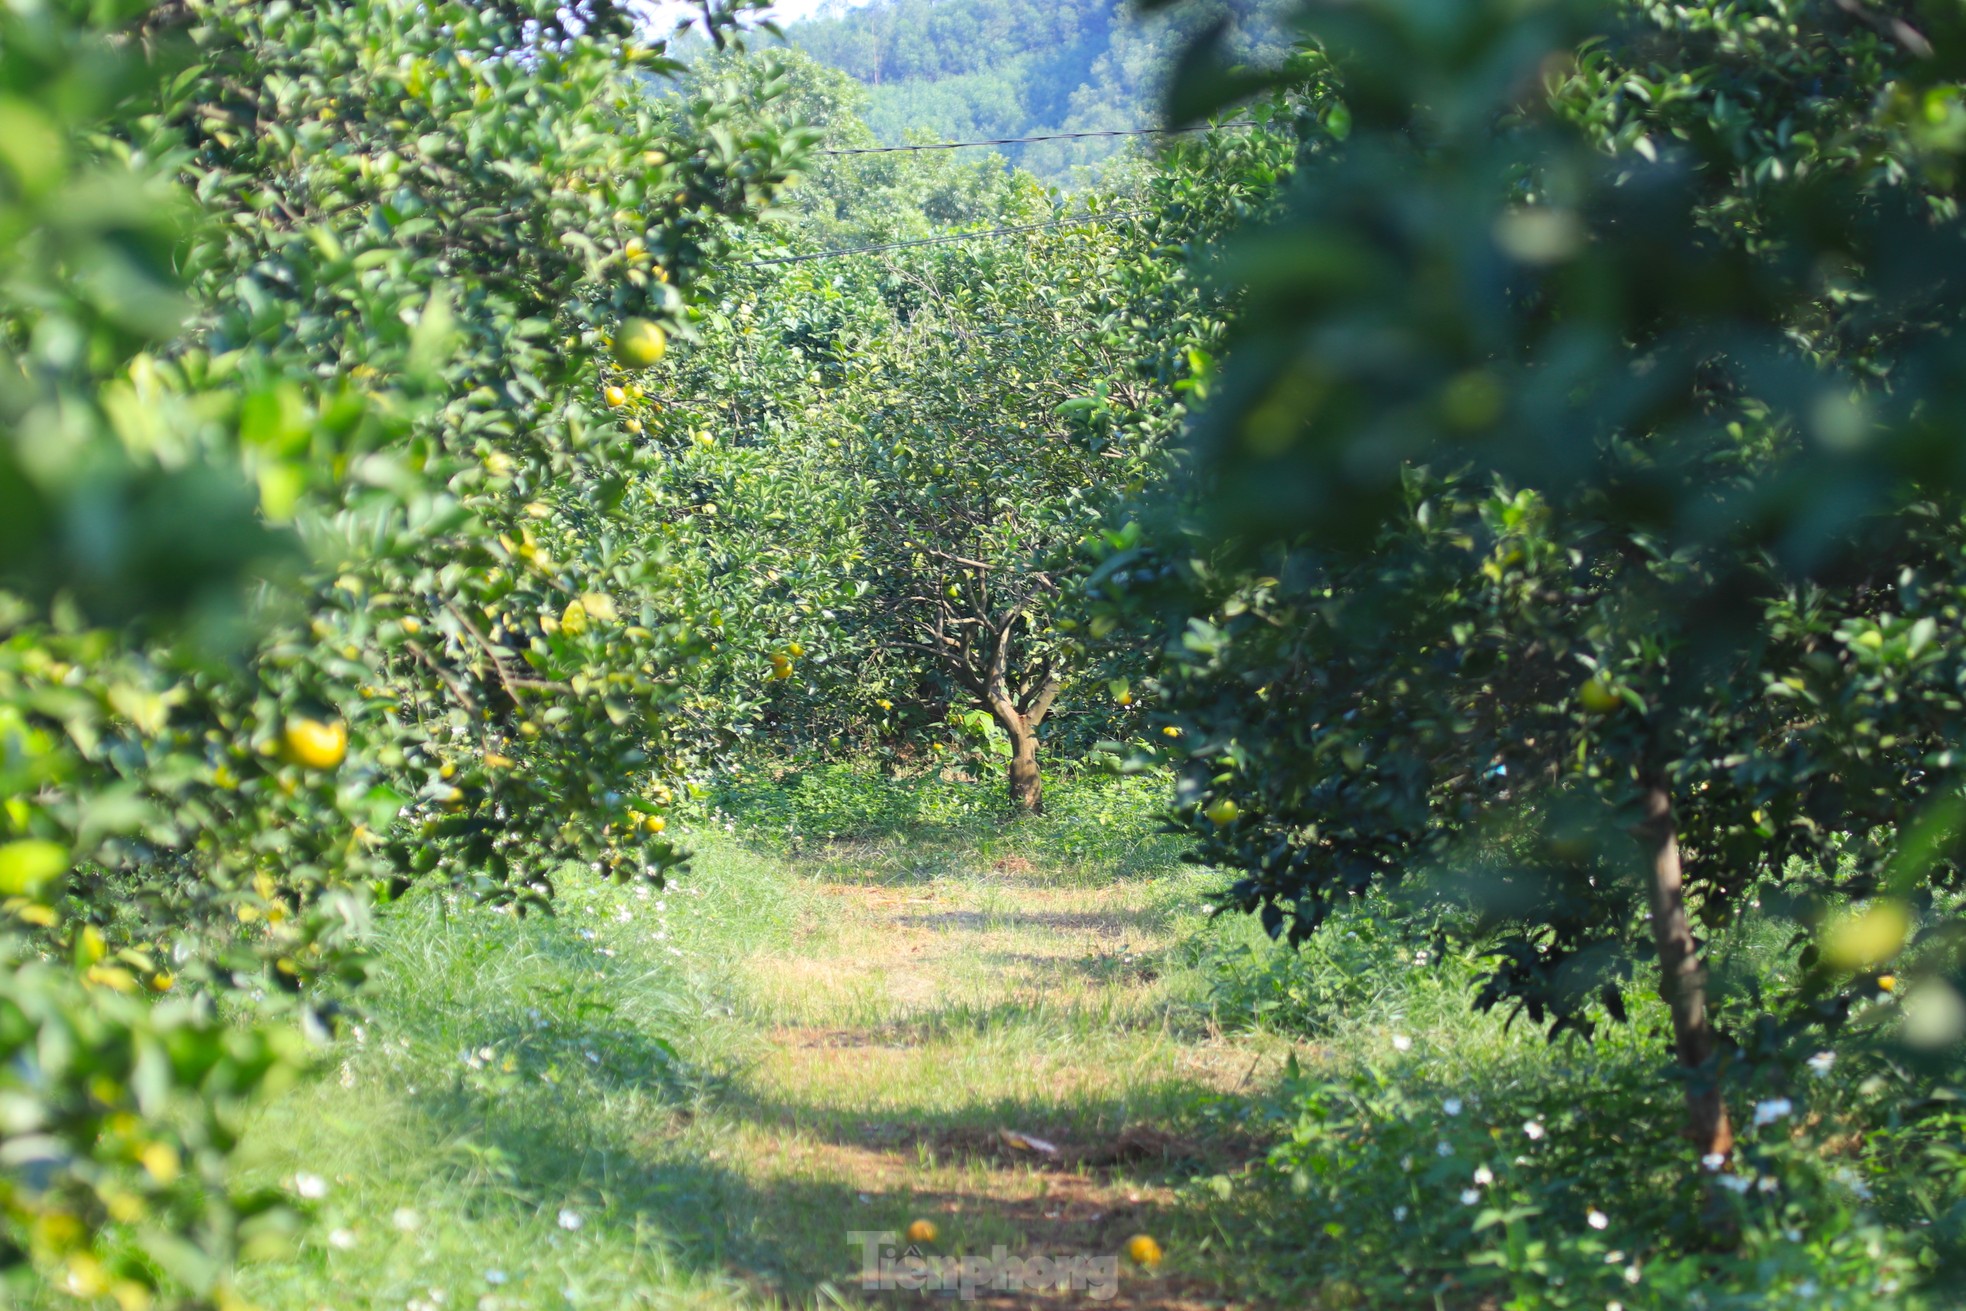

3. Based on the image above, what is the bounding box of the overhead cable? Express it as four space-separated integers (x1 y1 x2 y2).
741 209 1134 268
818 121 1263 156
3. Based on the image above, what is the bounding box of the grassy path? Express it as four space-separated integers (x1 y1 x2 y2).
227 831 1303 1310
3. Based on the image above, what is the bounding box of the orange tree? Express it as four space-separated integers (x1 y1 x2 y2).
1113 0 1966 1170
0 0 806 1303
640 109 1301 810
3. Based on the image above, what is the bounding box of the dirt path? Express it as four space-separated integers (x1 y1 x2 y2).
709 859 1300 1309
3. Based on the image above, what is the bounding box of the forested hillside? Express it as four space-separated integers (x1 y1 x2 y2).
788 0 1292 175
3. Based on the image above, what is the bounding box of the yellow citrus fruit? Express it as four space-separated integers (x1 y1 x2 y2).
1205 798 1241 827
1126 1234 1163 1267
1821 900 1911 971
905 1219 938 1245
613 317 667 368
1577 675 1623 716
1877 973 1898 992
282 718 347 770
643 815 666 834
604 384 629 407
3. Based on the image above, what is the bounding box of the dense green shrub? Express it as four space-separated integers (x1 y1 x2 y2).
1107 0 1966 1176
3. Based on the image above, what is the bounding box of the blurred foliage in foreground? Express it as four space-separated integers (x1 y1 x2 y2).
1094 0 1966 1224
1 0 805 1301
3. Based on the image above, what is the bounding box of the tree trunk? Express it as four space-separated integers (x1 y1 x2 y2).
1635 779 1734 1163
1003 714 1043 814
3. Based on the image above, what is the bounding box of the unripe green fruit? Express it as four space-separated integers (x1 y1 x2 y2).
1577 675 1623 716
613 318 667 368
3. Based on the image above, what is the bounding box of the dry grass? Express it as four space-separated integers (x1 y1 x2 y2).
712 873 1298 1308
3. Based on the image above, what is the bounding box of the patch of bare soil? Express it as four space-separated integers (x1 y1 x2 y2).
735 876 1285 1309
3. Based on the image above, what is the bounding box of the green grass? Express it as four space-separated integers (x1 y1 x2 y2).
218 778 1284 1310
72 764 1958 1311
225 845 787 1310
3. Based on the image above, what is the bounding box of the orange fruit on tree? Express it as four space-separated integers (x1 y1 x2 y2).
613 317 667 368
282 718 347 771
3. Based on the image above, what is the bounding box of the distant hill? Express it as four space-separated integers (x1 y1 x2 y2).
784 0 1291 177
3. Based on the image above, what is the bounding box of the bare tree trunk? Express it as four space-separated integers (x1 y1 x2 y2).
1635 779 1734 1163
998 709 1043 813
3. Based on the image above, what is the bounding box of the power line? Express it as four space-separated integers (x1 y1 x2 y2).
741 210 1135 268
818 121 1263 157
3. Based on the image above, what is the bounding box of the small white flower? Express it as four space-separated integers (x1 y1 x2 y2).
1716 1173 1752 1194
1624 1262 1642 1284
1392 1033 1413 1052
1473 1166 1494 1186
1523 1120 1545 1140
1443 1098 1464 1117
1437 1140 1453 1157
1752 1097 1793 1127
1587 1209 1609 1230
392 1208 422 1232
558 1208 583 1231
1460 1188 1481 1206
1393 1205 1408 1221
1701 1152 1726 1171
1807 1050 1836 1077
294 1172 328 1199
328 1228 358 1250
485 1271 507 1286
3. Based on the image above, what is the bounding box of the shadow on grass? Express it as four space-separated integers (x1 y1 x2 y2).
742 990 1232 1046
348 917 1258 1306
709 764 1191 891
887 906 1167 935
381 1042 1255 1308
